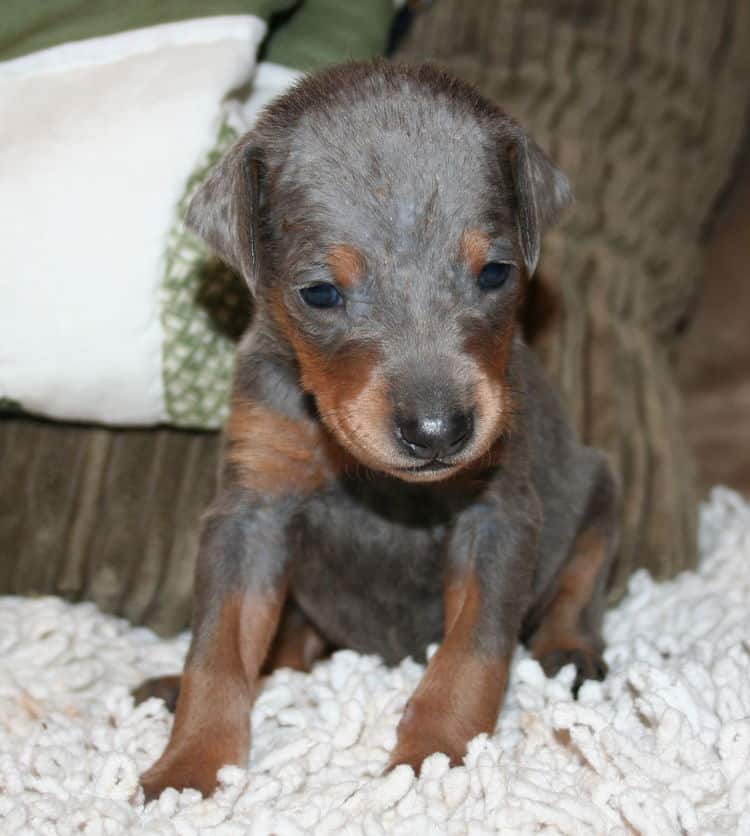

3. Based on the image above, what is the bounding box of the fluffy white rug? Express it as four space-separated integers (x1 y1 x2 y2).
2 488 750 835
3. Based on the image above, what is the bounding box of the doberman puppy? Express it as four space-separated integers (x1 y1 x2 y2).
135 61 617 800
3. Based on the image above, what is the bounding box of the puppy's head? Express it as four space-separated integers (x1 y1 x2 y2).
188 62 571 482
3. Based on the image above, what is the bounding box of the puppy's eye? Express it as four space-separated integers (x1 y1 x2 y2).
478 262 513 291
299 283 343 308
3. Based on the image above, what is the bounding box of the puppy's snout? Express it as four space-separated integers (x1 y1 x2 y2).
396 410 474 460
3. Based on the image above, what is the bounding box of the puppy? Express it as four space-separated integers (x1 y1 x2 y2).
136 60 617 800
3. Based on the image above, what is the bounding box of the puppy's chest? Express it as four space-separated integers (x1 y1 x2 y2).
291 478 451 571
286 482 450 661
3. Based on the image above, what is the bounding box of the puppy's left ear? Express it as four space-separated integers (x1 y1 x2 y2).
508 133 572 276
186 134 263 292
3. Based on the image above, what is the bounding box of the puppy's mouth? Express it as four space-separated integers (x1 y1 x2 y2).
311 373 506 484
325 416 467 482
322 402 499 483
388 454 472 483
398 459 454 474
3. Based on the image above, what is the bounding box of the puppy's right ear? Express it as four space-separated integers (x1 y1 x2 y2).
186 135 263 291
508 133 572 278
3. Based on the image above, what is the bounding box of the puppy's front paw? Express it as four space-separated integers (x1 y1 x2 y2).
387 651 508 775
386 698 468 775
140 729 245 802
141 751 220 802
387 738 462 775
537 646 607 695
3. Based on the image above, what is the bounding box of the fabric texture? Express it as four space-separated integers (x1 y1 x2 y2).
676 147 750 498
159 63 302 429
0 489 748 833
159 118 251 430
262 0 396 72
0 0 295 61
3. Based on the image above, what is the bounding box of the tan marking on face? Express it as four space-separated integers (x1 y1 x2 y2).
530 527 607 660
327 244 365 289
472 373 512 455
327 363 399 469
460 229 492 276
461 317 520 471
270 288 396 469
270 287 509 481
464 322 515 388
227 399 346 496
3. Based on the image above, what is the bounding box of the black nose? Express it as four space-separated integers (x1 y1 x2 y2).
397 411 474 460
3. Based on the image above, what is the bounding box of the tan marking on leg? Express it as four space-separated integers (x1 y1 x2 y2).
389 572 510 773
530 528 607 669
443 566 482 633
141 590 285 800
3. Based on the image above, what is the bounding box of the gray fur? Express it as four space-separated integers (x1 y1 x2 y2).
137 61 616 799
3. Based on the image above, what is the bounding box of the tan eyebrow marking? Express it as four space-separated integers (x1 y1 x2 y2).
327 244 366 288
459 230 492 276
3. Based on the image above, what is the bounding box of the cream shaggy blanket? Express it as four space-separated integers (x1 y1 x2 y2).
2 488 750 835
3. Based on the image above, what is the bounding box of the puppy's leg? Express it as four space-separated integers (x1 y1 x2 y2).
529 462 617 694
529 528 611 691
140 499 289 801
262 599 329 674
133 675 181 713
133 602 327 717
388 492 539 773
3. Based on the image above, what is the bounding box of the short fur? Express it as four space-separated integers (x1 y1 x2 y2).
136 61 617 800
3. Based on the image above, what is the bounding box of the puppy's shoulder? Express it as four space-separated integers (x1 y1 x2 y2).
512 338 581 458
232 323 307 420
511 338 563 418
515 339 613 501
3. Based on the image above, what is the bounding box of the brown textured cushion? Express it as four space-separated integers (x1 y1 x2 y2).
2 1 750 633
676 144 750 497
0 418 219 633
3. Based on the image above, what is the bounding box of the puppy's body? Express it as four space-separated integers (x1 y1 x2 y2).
137 61 617 800
270 340 605 664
